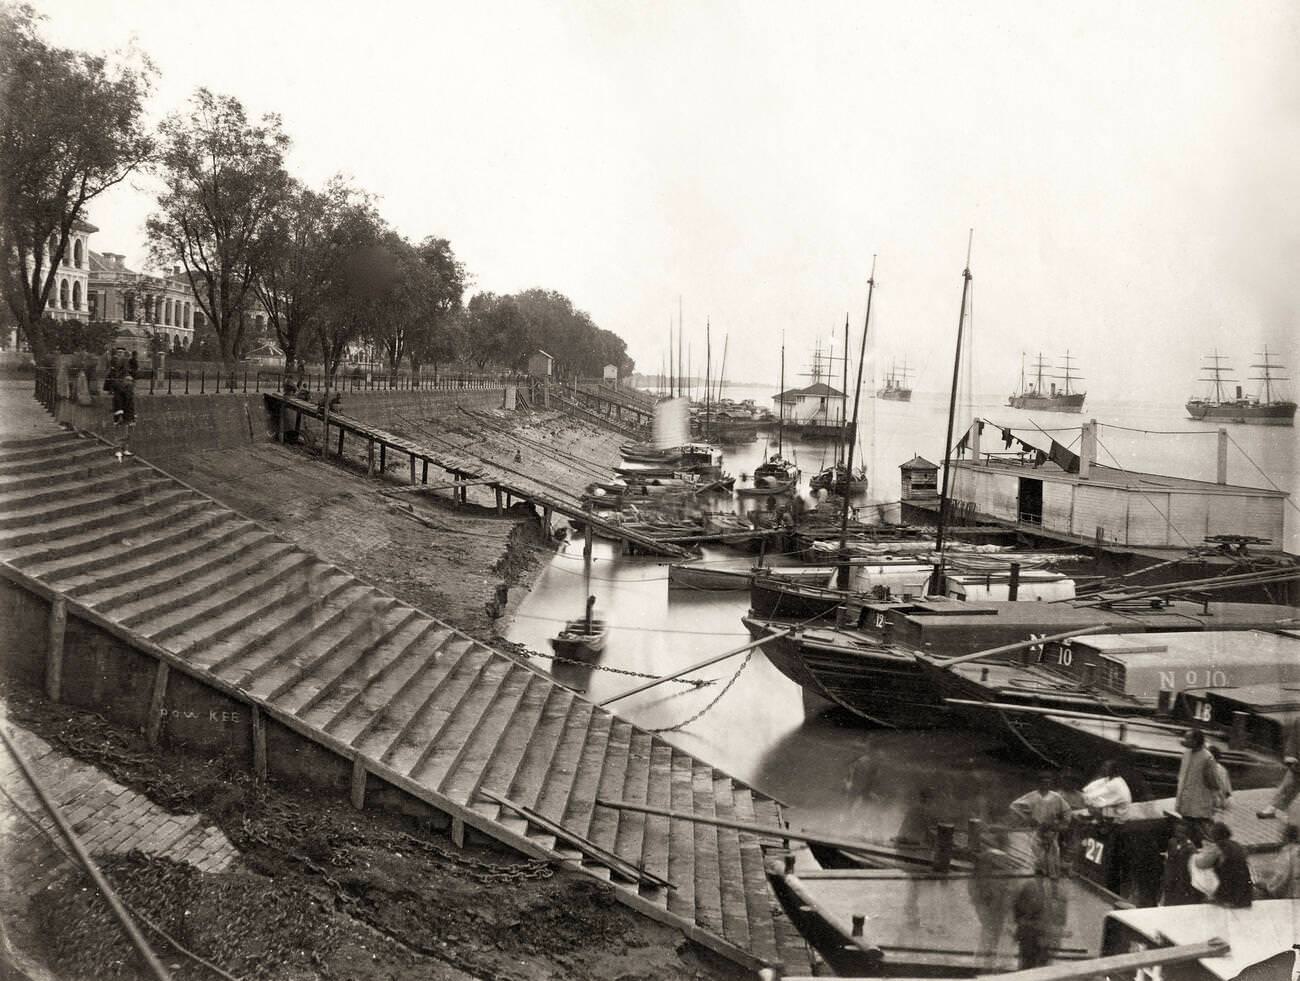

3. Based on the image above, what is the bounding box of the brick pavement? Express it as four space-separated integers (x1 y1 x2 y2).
0 716 242 904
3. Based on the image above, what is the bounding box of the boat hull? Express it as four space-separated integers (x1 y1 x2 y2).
876 388 912 402
668 565 752 590
1185 400 1296 426
1007 393 1086 412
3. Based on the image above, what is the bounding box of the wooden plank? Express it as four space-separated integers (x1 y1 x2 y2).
710 775 752 952
690 761 724 935
251 704 267 781
145 661 169 747
666 750 697 919
45 596 66 701
639 741 674 889
350 756 367 809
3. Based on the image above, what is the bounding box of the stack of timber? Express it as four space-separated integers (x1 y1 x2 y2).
0 426 810 975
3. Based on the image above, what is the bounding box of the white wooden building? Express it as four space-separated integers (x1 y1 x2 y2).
947 422 1287 550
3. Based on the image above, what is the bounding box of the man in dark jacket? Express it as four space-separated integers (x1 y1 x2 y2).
102 348 136 460
1195 821 1252 908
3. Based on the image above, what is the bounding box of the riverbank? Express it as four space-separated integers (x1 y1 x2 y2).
0 400 759 980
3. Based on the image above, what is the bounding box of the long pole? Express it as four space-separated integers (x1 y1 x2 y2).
597 629 790 706
704 317 711 442
777 339 785 456
716 334 729 414
837 260 875 590
678 297 684 405
935 231 974 567
840 313 850 467
668 320 674 398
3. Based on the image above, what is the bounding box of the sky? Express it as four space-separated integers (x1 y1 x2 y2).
30 0 1300 401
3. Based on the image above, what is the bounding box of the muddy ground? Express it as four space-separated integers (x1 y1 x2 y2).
5 408 759 980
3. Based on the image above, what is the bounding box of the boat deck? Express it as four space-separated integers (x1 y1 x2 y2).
0 419 809 974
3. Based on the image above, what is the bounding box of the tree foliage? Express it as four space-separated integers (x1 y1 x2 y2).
146 88 289 365
0 3 154 364
459 287 634 377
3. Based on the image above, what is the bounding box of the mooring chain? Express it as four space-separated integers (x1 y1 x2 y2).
521 648 715 687
649 650 755 734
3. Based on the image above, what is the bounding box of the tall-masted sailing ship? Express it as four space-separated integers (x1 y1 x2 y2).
1007 351 1086 412
876 358 912 402
1185 348 1295 426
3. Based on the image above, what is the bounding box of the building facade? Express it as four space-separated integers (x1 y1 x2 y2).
3 219 99 350
87 251 200 353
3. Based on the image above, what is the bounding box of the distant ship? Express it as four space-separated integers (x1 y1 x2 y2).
1185 348 1295 426
876 358 912 402
1007 351 1086 413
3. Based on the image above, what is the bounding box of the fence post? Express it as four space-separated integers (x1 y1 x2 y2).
200 368 205 394
184 369 189 394
243 370 248 393
167 370 173 395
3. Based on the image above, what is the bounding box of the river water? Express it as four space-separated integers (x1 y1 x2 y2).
504 389 1299 845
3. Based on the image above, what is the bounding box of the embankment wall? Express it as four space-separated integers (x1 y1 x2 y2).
54 387 507 463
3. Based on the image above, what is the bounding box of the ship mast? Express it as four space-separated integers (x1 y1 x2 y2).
1200 351 1235 403
840 315 850 467
1249 346 1289 405
935 231 974 566
777 339 785 457
837 257 876 590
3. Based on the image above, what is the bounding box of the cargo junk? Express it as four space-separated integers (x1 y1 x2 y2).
1185 348 1296 426
1007 351 1086 412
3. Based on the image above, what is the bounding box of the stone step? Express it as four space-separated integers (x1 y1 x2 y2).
133 551 314 643
275 610 428 718
710 775 754 954
2 496 215 566
448 670 553 809
112 539 297 627
556 712 616 854
496 687 581 838
0 432 77 452
56 517 257 597
728 787 780 965
0 486 199 549
580 717 633 856
402 656 523 788
160 563 342 656
531 699 601 827
0 455 122 493
361 645 496 766
689 761 725 937
0 475 173 531
321 628 458 746
468 680 571 826
611 728 653 875
0 438 93 469
195 579 381 676
666 749 698 921
0 465 147 511
79 526 277 613
240 592 403 702
639 740 674 895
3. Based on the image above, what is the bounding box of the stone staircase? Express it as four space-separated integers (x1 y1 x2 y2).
0 425 809 974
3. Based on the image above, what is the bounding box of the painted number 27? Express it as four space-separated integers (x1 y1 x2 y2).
1081 837 1105 865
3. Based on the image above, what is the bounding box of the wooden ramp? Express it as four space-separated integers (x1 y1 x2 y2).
267 394 686 558
0 427 808 974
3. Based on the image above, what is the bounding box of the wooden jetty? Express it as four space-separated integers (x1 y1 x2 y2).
0 424 809 974
266 393 687 558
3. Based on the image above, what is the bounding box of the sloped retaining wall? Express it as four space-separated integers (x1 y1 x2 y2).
53 387 507 463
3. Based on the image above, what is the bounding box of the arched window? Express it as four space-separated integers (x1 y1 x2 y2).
124 293 135 321
72 281 81 310
74 239 84 268
184 302 191 327
165 298 173 325
59 279 69 308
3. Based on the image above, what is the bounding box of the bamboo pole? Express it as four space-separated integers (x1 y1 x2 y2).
598 629 790 706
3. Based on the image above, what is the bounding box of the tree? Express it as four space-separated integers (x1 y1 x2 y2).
315 199 391 383
147 88 289 366
404 236 467 376
0 4 154 364
253 177 346 372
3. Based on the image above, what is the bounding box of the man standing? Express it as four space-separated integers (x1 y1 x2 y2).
1175 729 1223 834
1011 772 1072 878
1013 862 1053 970
1257 716 1300 819
102 348 136 461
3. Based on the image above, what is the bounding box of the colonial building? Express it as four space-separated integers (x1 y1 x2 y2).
87 251 274 355
3 218 99 349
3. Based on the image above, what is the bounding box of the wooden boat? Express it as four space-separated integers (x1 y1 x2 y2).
923 629 1300 777
809 462 869 494
769 860 1119 977
549 597 607 660
668 564 752 591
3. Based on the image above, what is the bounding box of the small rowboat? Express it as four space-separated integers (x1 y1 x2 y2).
550 596 607 660
736 481 794 497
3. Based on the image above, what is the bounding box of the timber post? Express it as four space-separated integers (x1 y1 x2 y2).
45 597 67 701
932 823 954 871
145 661 169 747
367 439 375 476
350 757 367 810
251 705 267 781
